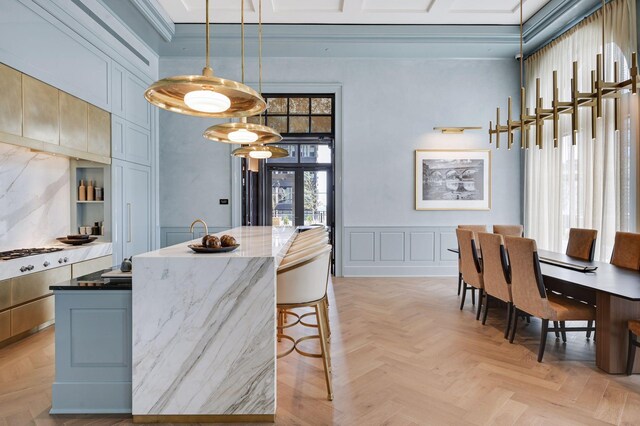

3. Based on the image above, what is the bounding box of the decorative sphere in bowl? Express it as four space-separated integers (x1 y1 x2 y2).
202 235 221 249
220 235 237 247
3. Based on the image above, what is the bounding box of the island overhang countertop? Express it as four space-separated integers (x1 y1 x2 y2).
131 226 297 424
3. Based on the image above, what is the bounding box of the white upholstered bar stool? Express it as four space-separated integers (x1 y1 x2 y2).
286 235 329 256
295 226 326 240
276 244 333 400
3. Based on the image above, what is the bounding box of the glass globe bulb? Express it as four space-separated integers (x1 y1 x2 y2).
249 150 272 159
229 128 259 143
184 90 231 113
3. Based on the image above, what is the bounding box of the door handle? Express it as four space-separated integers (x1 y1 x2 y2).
127 203 132 243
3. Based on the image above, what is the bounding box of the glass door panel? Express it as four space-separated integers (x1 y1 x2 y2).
304 170 328 226
271 170 295 228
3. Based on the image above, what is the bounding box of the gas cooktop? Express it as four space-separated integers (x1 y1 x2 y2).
0 247 64 261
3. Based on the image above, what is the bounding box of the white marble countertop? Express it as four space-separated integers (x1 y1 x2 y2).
0 242 112 281
135 226 296 263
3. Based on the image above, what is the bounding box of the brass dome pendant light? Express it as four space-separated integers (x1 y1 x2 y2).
203 0 282 144
232 0 286 159
144 0 266 118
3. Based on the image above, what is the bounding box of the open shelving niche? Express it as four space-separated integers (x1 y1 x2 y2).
70 159 112 242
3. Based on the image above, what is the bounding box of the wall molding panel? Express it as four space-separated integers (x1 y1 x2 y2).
343 226 458 277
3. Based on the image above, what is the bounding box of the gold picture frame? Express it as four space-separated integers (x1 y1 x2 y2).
415 149 491 211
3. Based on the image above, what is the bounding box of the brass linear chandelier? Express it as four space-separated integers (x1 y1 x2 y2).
203 0 282 145
488 0 638 150
232 0 287 159
144 0 266 118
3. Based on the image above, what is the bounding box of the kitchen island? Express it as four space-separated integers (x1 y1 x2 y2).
132 226 296 423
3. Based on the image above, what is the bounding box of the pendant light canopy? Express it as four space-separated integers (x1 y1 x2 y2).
204 0 282 144
231 145 288 159
144 0 266 118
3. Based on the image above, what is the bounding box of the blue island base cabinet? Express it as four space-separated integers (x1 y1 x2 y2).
51 290 132 414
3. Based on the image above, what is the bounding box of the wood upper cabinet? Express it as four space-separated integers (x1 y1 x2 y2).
23 75 59 145
88 104 111 157
59 92 88 152
0 63 22 136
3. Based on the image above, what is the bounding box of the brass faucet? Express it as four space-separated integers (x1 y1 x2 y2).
189 219 209 237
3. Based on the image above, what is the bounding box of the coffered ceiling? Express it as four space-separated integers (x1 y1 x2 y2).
157 0 551 25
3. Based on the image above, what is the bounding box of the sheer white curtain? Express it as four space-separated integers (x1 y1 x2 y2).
524 0 637 260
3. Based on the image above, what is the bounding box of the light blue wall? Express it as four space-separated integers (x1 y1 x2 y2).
159 56 522 276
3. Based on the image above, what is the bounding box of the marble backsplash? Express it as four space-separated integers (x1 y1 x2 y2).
0 143 70 250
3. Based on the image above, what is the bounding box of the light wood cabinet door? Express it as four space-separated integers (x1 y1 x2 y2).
0 311 10 342
0 63 22 136
11 266 70 306
11 296 54 336
23 75 59 144
88 104 111 157
0 279 10 312
59 92 88 152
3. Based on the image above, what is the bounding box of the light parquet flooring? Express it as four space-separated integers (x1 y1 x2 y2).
1 277 640 425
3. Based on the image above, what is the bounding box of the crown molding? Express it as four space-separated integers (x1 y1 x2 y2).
130 0 174 42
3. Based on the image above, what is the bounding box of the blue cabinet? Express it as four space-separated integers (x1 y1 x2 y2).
51 290 132 414
111 116 151 166
112 159 151 264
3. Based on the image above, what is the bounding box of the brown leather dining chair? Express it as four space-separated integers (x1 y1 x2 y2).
566 228 598 261
457 225 487 300
563 228 598 338
477 232 513 338
456 229 484 319
610 231 640 270
493 225 524 237
505 236 596 362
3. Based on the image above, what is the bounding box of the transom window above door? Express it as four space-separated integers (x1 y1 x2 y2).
248 95 334 137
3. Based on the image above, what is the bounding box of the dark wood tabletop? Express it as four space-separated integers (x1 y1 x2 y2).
537 249 640 301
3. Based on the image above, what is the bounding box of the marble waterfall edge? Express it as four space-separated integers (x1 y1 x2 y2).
132 255 276 415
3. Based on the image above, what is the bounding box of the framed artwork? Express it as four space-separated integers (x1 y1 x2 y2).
415 150 491 211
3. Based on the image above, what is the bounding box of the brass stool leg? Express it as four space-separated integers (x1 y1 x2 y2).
277 309 284 342
316 302 333 401
323 298 331 339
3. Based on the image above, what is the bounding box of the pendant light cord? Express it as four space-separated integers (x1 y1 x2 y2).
241 0 245 83
259 0 264 125
602 0 606 80
205 0 210 70
520 0 523 89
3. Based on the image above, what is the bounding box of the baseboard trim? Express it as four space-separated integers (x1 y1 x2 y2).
133 414 275 423
343 265 457 277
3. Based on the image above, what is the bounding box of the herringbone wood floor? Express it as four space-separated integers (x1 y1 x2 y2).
1 277 640 425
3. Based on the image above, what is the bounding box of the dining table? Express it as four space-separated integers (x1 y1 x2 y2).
449 247 640 374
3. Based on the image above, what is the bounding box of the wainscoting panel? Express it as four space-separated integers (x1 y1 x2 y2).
380 232 404 261
349 232 375 261
343 227 457 276
409 232 435 261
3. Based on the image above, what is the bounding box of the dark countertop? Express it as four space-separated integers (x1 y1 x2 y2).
49 269 131 290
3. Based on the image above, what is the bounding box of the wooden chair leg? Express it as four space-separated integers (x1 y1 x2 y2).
460 283 468 310
471 287 476 306
457 273 462 296
316 303 333 401
586 320 593 339
559 321 567 343
504 302 513 339
553 321 560 339
509 308 519 344
476 289 484 321
538 319 549 363
482 294 490 325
